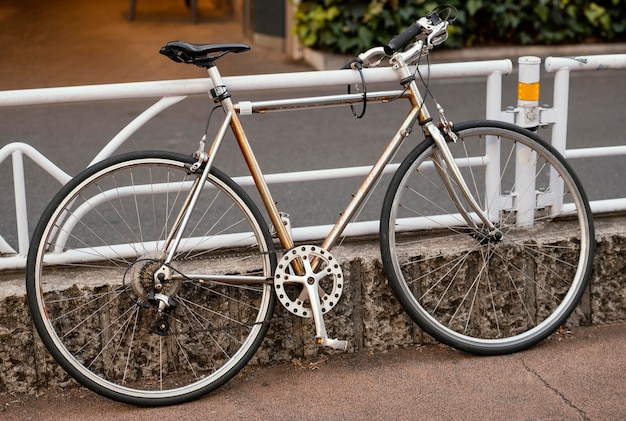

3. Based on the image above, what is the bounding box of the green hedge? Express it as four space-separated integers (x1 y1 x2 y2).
294 0 626 55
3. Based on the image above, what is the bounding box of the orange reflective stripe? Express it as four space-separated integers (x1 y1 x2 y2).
518 81 540 101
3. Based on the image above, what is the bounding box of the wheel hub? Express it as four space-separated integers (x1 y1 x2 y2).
470 228 504 245
127 253 181 302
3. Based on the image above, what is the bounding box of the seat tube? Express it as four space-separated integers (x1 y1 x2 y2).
207 66 296 252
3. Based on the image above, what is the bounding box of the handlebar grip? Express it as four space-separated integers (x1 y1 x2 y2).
384 21 422 55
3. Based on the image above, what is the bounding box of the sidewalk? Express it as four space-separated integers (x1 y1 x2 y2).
0 0 311 91
1 323 624 419
2 1 624 91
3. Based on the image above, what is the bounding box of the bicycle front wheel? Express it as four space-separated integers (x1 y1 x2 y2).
380 121 594 355
26 151 276 406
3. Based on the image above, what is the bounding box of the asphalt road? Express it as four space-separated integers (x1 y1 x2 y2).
1 68 626 249
1 0 625 251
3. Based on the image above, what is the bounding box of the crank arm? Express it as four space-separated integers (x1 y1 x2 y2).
303 280 348 351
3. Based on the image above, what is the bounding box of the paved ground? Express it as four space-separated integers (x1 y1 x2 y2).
1 323 625 420
0 0 311 91
2 0 624 90
2 1 626 419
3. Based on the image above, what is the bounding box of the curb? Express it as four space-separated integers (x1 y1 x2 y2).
1 215 625 394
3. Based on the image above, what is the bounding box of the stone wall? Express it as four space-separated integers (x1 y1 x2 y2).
0 216 624 394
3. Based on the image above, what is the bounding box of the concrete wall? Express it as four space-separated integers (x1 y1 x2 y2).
0 215 624 393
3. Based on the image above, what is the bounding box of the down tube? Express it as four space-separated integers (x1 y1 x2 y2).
321 106 421 251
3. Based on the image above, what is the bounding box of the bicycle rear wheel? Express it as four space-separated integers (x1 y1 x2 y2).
380 120 594 355
26 151 276 406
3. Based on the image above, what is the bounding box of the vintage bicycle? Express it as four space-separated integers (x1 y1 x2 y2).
26 6 594 406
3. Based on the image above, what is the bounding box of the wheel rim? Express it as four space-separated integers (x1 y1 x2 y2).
28 153 274 402
383 123 593 352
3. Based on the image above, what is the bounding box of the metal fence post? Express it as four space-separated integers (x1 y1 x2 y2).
547 66 571 215
11 150 29 255
485 70 503 222
517 56 542 128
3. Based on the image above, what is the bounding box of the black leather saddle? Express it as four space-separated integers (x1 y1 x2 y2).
160 41 250 68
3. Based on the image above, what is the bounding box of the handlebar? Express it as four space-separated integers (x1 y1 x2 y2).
347 6 456 69
384 21 423 56
386 7 453 54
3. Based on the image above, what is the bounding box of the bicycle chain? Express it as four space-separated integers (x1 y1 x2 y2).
123 244 288 294
124 248 294 327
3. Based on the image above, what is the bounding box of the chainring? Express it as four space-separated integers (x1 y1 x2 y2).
273 245 344 318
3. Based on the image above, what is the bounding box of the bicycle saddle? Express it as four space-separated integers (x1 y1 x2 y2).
160 41 250 68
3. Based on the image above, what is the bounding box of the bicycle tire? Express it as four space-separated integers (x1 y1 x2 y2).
380 120 594 355
26 150 276 406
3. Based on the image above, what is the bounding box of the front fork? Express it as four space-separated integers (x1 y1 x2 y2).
426 121 499 236
394 52 500 237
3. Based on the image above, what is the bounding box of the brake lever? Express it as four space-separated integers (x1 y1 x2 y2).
427 21 449 47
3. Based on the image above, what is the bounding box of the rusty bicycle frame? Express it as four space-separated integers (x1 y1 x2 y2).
159 37 498 350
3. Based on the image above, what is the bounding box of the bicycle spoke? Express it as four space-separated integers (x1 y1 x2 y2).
382 121 593 354
28 152 275 405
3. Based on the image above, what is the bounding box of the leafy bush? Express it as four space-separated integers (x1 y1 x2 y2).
293 0 626 55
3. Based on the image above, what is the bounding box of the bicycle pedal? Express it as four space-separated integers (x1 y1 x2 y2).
316 336 348 351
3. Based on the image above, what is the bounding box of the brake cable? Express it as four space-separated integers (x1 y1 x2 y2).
347 60 367 119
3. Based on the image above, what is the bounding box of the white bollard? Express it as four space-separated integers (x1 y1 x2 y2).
517 56 541 128
515 56 541 226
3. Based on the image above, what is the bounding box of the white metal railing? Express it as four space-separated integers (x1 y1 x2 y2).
545 54 626 167
516 54 626 214
0 54 624 271
0 60 510 270
543 54 626 206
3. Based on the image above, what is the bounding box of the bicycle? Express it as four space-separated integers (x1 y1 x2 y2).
26 6 594 406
